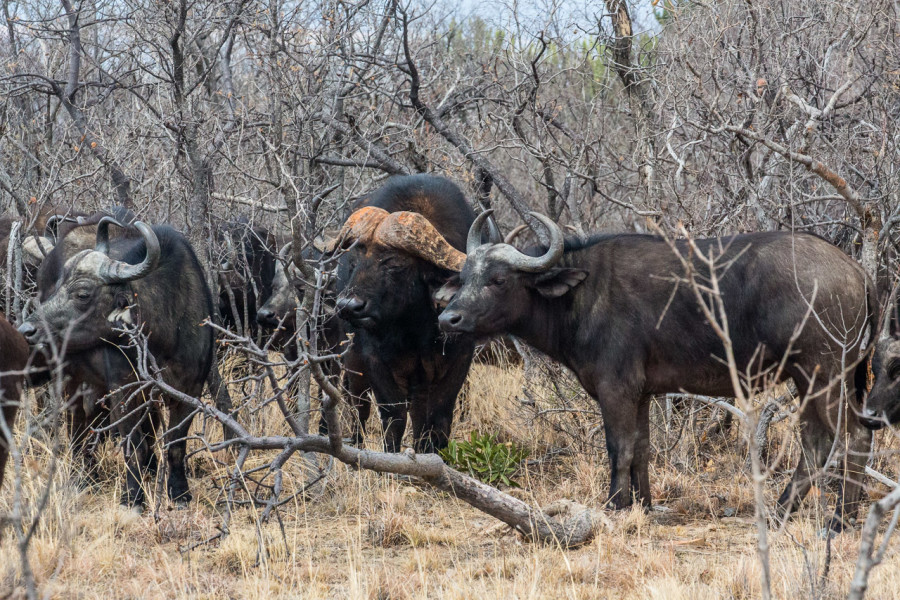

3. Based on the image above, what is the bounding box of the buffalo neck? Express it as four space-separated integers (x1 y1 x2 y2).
506 252 601 376
362 299 441 352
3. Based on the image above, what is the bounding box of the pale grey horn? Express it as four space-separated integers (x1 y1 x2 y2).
492 212 564 273
503 224 529 245
278 241 293 263
96 218 161 283
467 210 493 255
485 213 502 244
45 214 79 241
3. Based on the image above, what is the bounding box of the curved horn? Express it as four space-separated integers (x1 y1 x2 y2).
95 216 116 256
467 210 493 255
503 224 529 246
324 206 389 253
278 240 293 262
485 212 502 244
45 214 79 241
96 219 161 283
491 212 564 273
377 211 466 272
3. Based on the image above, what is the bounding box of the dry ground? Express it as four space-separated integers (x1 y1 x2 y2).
2 361 900 599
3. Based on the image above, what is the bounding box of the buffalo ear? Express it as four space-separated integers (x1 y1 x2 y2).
433 275 461 307
107 293 134 325
528 268 588 298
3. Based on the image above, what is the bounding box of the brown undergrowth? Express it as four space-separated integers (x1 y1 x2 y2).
1 360 900 599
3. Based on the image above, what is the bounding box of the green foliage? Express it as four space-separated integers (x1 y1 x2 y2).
440 432 529 488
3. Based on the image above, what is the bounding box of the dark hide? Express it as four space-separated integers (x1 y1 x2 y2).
336 174 476 452
27 207 139 475
441 230 876 531
256 242 372 443
215 220 276 338
0 313 28 507
22 223 213 508
861 337 900 428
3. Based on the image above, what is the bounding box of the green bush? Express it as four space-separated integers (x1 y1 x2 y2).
439 432 529 488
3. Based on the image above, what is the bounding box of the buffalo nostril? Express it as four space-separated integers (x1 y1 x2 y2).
337 297 366 316
17 322 37 339
438 311 464 331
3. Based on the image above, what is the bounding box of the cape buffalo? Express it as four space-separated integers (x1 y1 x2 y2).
439 212 875 531
327 175 476 453
861 337 900 428
0 313 28 499
215 220 276 338
257 241 372 443
23 207 140 479
18 217 213 508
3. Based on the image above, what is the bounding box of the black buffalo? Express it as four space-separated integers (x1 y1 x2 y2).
19 217 213 508
861 337 900 428
439 212 875 531
327 175 476 453
256 241 372 443
0 313 29 501
23 207 140 477
215 220 276 338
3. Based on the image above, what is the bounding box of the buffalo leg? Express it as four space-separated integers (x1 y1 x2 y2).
113 394 156 508
0 401 18 492
164 398 195 503
346 370 372 446
68 385 106 483
410 351 472 454
377 399 408 454
366 368 409 453
830 421 872 531
596 392 640 510
630 397 652 507
776 402 832 520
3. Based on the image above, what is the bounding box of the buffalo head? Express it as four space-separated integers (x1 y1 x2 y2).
861 337 900 429
257 242 301 330
437 211 587 337
326 207 466 330
18 217 160 351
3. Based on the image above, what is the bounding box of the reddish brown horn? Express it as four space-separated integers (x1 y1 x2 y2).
376 211 466 272
324 206 389 253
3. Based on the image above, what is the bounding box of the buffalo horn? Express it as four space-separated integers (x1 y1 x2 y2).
491 212 564 273
278 240 293 263
323 206 389 253
467 210 493 256
95 217 161 283
485 212 502 244
44 214 80 241
377 212 466 272
503 224 529 246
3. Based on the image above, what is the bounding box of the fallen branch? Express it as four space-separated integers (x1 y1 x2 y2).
133 322 610 548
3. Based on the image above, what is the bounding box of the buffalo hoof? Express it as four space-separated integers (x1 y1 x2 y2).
167 485 192 504
145 452 160 477
73 471 102 491
822 514 856 536
121 489 145 509
119 504 144 517
119 500 144 515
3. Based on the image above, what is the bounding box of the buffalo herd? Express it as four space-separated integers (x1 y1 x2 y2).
0 174 899 533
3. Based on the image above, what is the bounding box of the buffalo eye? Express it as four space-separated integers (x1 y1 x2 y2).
73 288 92 301
889 361 900 382
488 275 507 287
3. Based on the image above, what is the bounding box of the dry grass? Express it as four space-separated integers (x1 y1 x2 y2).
2 362 900 599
